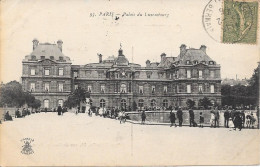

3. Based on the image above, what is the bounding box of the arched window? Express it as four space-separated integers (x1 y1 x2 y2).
100 99 106 108
121 99 127 109
58 99 64 107
138 99 144 108
151 99 156 107
44 99 49 108
120 83 127 93
163 99 168 108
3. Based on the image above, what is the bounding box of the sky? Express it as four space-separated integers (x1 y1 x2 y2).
1 0 259 83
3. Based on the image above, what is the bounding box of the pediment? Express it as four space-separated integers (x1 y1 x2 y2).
38 59 57 65
193 62 208 67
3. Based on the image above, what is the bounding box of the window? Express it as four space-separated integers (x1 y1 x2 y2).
31 69 35 76
151 99 156 107
45 69 50 76
30 83 35 92
186 60 190 65
100 99 105 108
194 60 198 64
116 73 119 78
50 56 54 60
58 83 63 92
187 84 191 93
199 70 203 78
209 61 214 65
58 68 64 76
163 99 168 108
164 86 167 93
139 86 143 94
44 83 50 92
138 99 144 108
73 71 78 78
87 85 92 92
199 84 203 93
114 83 118 93
152 85 155 94
74 84 78 90
31 55 36 60
121 99 127 109
58 99 63 107
41 56 45 60
120 84 127 93
176 70 179 78
101 84 105 93
43 99 49 108
210 71 214 78
187 69 191 78
210 84 215 93
59 56 63 61
176 84 179 93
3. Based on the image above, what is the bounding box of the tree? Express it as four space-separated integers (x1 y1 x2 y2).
186 99 195 109
198 97 212 109
0 81 26 107
64 87 87 108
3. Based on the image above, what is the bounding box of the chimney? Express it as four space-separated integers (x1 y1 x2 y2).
160 53 166 63
200 45 206 53
32 38 39 50
146 60 151 67
98 54 103 63
57 40 63 52
180 44 187 58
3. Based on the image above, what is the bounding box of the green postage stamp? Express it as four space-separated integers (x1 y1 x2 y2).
222 0 259 44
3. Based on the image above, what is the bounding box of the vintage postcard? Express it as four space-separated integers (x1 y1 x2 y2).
0 0 260 166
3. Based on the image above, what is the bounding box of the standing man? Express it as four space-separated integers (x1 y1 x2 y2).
141 110 146 124
224 108 230 128
177 107 183 127
57 105 62 116
189 108 195 127
214 107 220 128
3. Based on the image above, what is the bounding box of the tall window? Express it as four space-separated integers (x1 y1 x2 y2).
176 70 179 78
30 83 35 92
44 99 49 108
128 83 131 93
73 71 78 78
59 68 64 76
87 85 92 92
187 84 191 93
199 70 203 78
164 86 167 93
151 99 156 107
74 84 78 90
44 83 49 92
58 99 63 107
210 84 215 93
163 99 168 108
187 69 191 78
45 69 50 76
31 69 35 76
199 84 203 93
121 99 127 109
100 99 105 108
101 84 105 93
152 85 155 94
210 71 215 78
58 83 63 92
138 99 144 108
120 84 127 93
139 86 143 94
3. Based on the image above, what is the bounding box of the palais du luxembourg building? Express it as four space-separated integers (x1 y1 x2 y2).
21 39 221 110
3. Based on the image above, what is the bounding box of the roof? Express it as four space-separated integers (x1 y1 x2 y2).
24 43 71 62
115 55 129 66
158 57 176 67
176 49 213 65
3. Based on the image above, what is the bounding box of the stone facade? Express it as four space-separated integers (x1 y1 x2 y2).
22 39 221 110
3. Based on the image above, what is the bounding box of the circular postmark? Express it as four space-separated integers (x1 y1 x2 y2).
202 0 224 42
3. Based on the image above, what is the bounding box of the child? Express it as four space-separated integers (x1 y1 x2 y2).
199 112 204 128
